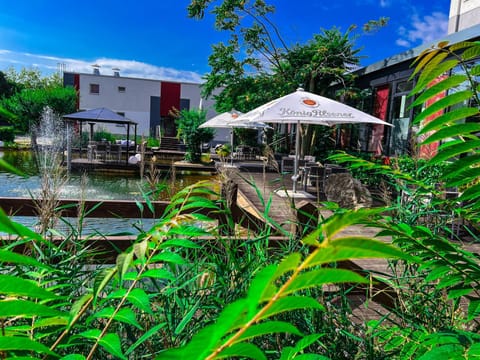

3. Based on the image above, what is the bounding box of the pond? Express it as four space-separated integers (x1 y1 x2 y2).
0 150 218 235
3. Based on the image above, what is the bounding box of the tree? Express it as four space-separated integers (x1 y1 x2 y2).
1 86 76 145
187 0 387 156
173 108 215 163
4 67 62 90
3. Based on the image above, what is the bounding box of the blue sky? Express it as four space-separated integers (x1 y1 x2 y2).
0 0 450 83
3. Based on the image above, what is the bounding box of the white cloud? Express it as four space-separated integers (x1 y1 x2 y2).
396 11 448 48
379 0 390 8
0 50 204 83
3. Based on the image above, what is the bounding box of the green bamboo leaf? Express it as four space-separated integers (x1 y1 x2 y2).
215 342 266 360
449 41 476 51
140 268 175 281
116 250 134 283
172 202 219 212
457 183 480 203
175 301 199 335
151 252 187 265
321 208 385 239
125 322 167 356
410 48 441 78
424 266 451 283
160 238 201 249
443 154 480 180
33 315 69 328
99 333 127 360
471 64 480 76
0 275 58 299
168 225 210 237
160 300 249 360
412 59 457 95
294 354 329 359
259 296 324 319
462 44 480 60
308 237 413 267
0 336 58 356
0 158 25 176
418 344 464 360
93 267 116 304
77 328 101 340
0 249 52 269
447 287 473 299
411 74 467 108
60 355 86 360
421 123 480 144
0 208 44 241
247 265 278 313
436 274 463 290
0 299 65 318
127 288 153 314
417 107 479 135
68 293 93 328
467 343 480 357
430 140 480 163
468 299 480 320
273 253 302 280
92 306 143 329
115 307 143 329
414 90 473 125
444 167 480 187
133 239 148 262
292 333 325 354
135 200 144 215
236 321 302 343
284 269 368 295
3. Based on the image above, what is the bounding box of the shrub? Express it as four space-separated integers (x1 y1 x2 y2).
0 126 15 142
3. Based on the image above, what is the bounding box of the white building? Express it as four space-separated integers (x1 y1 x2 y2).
63 67 226 141
448 0 480 33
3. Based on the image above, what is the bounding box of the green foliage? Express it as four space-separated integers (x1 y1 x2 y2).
1 40 480 358
331 40 480 358
0 126 15 142
174 108 214 163
93 129 115 143
0 86 76 140
146 136 160 147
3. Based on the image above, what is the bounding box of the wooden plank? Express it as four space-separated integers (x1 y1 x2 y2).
0 197 212 218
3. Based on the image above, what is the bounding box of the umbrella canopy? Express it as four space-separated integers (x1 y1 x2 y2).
236 88 392 193
199 109 270 129
199 110 271 165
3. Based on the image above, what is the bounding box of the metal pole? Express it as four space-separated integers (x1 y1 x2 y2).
292 121 300 193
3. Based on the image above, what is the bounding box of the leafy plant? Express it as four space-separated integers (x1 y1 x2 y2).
173 109 214 163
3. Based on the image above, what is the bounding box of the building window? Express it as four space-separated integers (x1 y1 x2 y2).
118 86 126 93
117 112 125 117
89 83 99 94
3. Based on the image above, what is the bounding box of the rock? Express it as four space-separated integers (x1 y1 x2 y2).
324 173 372 209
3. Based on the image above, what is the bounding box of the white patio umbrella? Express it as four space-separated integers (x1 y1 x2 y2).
236 88 392 194
199 110 271 164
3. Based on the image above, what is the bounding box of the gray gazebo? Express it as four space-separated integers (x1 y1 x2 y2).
63 107 138 170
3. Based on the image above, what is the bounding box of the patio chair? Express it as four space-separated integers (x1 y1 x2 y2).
281 157 295 173
108 143 122 162
94 143 108 161
308 165 327 192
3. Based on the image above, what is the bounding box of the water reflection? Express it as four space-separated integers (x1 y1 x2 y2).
0 150 218 235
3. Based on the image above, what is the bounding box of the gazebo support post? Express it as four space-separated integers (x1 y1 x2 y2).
126 124 130 166
66 121 72 172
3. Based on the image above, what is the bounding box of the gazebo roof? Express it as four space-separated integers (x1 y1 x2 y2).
63 107 137 125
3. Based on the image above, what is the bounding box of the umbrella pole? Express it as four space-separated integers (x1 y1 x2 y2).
230 129 234 165
292 121 300 193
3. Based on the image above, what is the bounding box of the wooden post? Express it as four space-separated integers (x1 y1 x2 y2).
219 180 238 236
296 200 319 238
